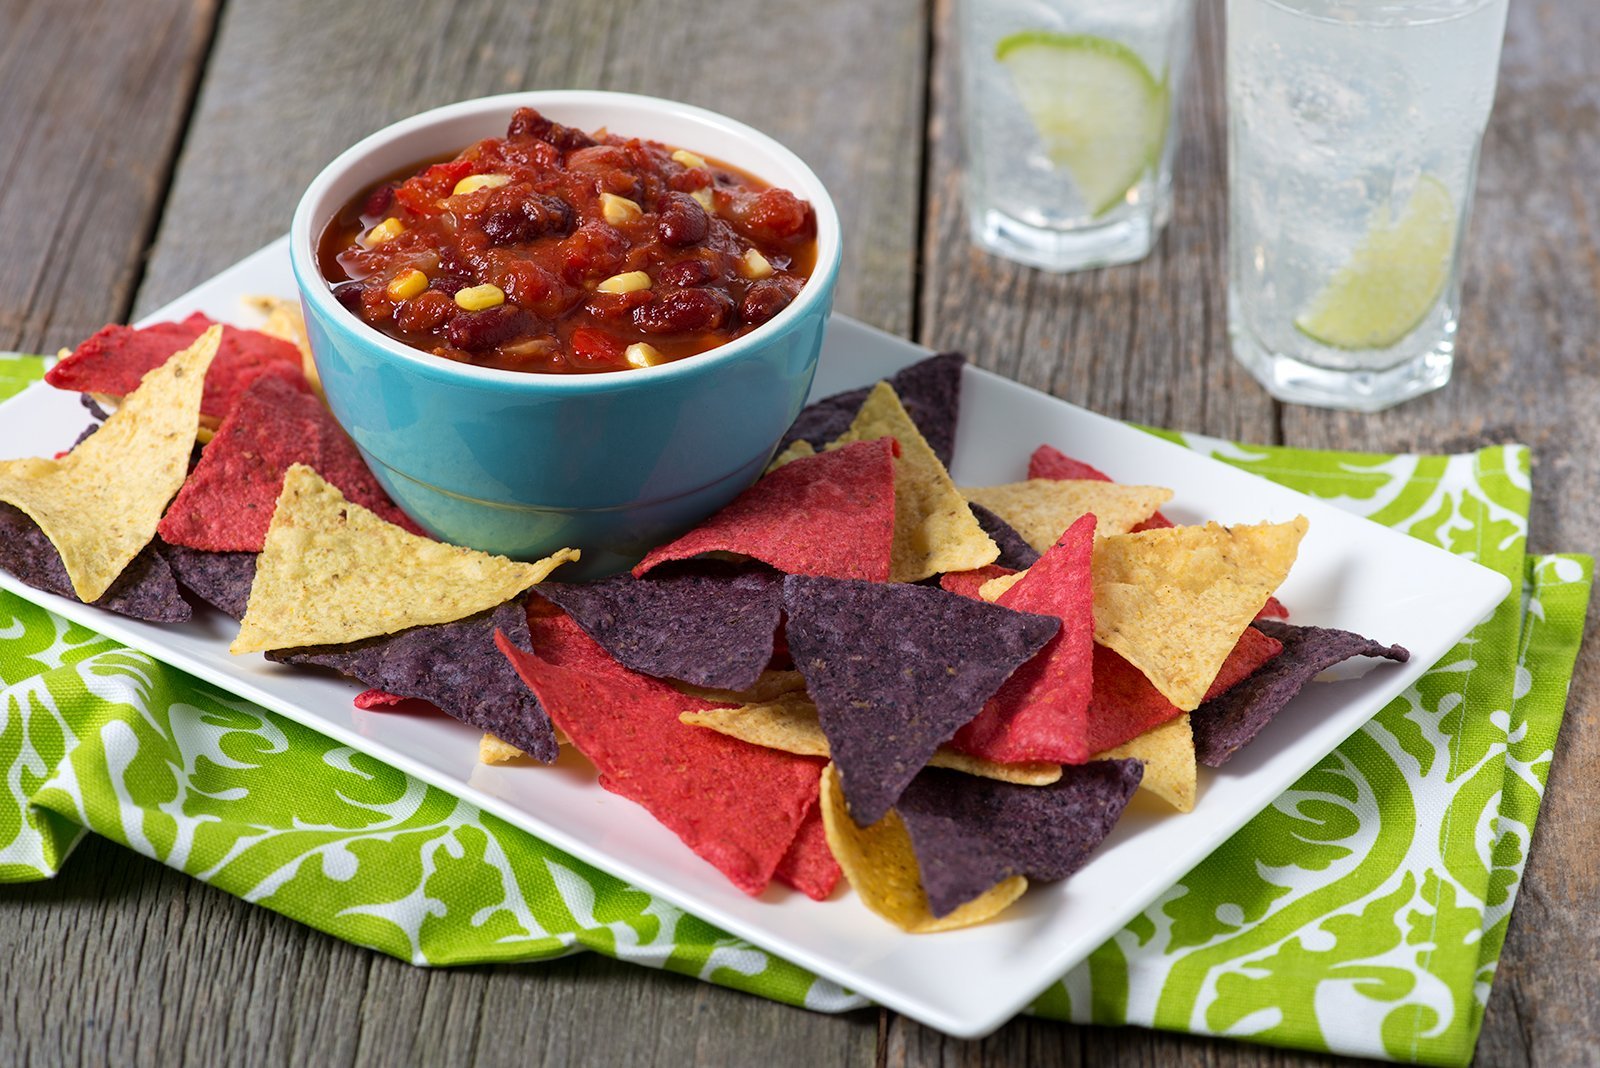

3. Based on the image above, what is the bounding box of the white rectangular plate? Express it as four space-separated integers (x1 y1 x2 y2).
0 238 1510 1038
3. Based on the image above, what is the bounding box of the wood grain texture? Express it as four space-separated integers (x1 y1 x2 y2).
0 0 218 349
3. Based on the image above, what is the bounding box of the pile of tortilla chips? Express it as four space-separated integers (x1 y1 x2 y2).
0 307 1411 935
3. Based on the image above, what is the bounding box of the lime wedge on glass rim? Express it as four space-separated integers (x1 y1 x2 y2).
995 30 1167 218
1294 176 1458 350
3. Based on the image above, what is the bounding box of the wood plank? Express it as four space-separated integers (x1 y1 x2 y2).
0 0 217 349
4 1 920 1066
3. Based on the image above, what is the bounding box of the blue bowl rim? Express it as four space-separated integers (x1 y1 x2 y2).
288 90 842 396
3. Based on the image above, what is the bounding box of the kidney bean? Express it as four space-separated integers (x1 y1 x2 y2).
655 258 715 288
633 288 732 334
506 107 595 151
481 193 574 245
446 305 531 352
656 192 709 246
738 278 800 328
361 183 396 218
332 281 366 313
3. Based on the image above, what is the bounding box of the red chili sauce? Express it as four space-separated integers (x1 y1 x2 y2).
317 108 818 373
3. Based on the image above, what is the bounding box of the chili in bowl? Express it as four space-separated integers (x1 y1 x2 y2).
289 91 841 573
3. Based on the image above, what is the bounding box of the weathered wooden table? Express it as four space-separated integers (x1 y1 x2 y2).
2 1 1592 1064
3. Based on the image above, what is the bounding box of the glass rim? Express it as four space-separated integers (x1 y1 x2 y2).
1242 0 1504 29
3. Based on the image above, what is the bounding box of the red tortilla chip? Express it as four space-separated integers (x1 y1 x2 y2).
354 688 408 710
1088 626 1285 754
498 604 824 895
773 799 840 901
47 313 305 421
1257 596 1290 621
157 375 423 551
949 514 1097 765
939 564 1017 600
1029 444 1173 531
634 439 897 582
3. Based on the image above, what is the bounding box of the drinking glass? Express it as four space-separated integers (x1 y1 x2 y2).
958 0 1195 272
1227 0 1509 411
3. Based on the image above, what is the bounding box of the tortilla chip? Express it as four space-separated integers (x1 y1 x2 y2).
480 733 527 764
537 564 782 691
158 374 423 552
773 800 841 900
968 502 1040 569
232 464 575 653
635 439 897 582
1029 443 1174 531
1096 715 1197 812
0 327 220 602
939 564 1016 600
244 294 320 397
897 761 1142 916
1193 620 1409 766
783 575 1058 824
0 502 191 622
500 607 825 895
978 570 1027 602
46 313 304 421
831 382 997 582
765 439 815 472
818 765 1026 933
672 669 809 706
158 542 256 619
781 353 964 467
949 515 1097 765
1092 518 1309 711
962 479 1173 552
269 598 560 762
680 694 1062 786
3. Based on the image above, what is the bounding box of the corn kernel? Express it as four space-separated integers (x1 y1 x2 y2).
453 283 506 311
596 270 652 294
600 192 643 226
670 149 708 170
738 248 774 280
690 188 715 211
625 343 665 368
452 173 512 196
386 269 429 301
362 217 405 246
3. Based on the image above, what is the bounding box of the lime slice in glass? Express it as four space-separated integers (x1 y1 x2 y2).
995 31 1166 218
1294 176 1458 350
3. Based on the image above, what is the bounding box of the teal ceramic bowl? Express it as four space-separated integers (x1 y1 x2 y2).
289 91 840 575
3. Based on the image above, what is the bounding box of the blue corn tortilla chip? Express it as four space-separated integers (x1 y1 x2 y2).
898 760 1143 917
80 393 110 420
536 563 782 691
968 502 1040 570
159 541 256 620
268 598 558 763
0 502 190 623
1192 619 1410 767
779 352 964 467
782 574 1058 826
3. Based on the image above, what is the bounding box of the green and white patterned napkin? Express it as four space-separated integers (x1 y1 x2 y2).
0 361 1589 1065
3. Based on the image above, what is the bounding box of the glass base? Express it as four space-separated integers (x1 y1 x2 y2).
1230 328 1454 413
969 205 1164 273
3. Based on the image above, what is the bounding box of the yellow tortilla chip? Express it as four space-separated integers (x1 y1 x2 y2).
1093 518 1308 711
765 438 815 473
819 765 1026 932
232 464 577 653
962 480 1173 552
681 694 1061 786
245 294 320 398
831 382 997 582
672 669 809 706
481 727 570 762
1097 715 1197 812
977 570 1027 602
0 327 221 601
